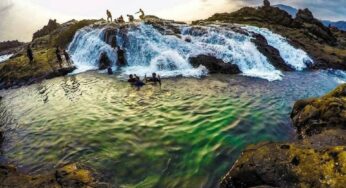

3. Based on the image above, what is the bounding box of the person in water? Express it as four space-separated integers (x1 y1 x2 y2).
107 66 113 75
128 74 137 84
136 9 145 20
117 46 126 66
127 15 134 22
106 10 112 22
26 45 34 63
134 75 145 90
145 73 161 85
56 46 63 68
63 49 71 65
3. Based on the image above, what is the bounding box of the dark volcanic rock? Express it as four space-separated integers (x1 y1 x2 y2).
251 33 294 71
189 55 241 74
99 52 112 70
221 84 346 188
295 9 337 46
0 40 25 55
103 27 117 48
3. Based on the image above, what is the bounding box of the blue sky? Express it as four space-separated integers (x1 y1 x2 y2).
1 0 346 41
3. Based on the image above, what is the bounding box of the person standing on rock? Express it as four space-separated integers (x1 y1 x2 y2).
26 45 34 64
56 46 63 68
127 15 134 22
106 10 113 22
136 9 145 20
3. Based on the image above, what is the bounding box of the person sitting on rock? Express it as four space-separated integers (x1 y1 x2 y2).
145 73 161 85
127 15 135 22
106 10 113 22
116 46 126 66
136 9 145 20
117 15 125 23
56 46 63 68
26 45 34 64
63 49 72 65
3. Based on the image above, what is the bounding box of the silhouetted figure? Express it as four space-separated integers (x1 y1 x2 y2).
127 14 134 22
145 73 161 85
117 46 126 66
128 74 137 84
63 49 71 65
56 46 63 68
107 10 113 22
117 15 125 23
134 74 145 89
136 9 145 20
107 67 113 75
26 45 34 63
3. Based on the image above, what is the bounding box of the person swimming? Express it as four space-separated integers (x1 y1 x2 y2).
145 73 161 85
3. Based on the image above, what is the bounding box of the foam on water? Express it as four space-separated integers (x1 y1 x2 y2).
242 26 313 70
0 54 13 63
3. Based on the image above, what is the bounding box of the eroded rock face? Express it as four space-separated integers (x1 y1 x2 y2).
99 52 112 70
33 19 61 40
291 84 346 137
221 84 346 188
189 55 241 74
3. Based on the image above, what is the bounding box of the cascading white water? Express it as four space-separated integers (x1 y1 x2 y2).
67 23 314 81
242 26 313 70
68 27 117 74
0 54 13 63
180 26 283 81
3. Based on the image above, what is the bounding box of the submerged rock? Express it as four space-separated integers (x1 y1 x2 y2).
0 163 105 188
189 55 241 74
221 84 346 188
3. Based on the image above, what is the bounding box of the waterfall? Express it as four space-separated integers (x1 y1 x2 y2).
0 54 13 63
68 27 117 74
242 26 313 70
67 23 314 81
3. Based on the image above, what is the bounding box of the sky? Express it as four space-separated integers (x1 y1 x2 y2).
0 0 346 42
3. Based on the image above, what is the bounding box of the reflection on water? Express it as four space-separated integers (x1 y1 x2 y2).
0 71 343 187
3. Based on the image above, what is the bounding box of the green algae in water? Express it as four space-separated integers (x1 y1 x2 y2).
0 71 341 187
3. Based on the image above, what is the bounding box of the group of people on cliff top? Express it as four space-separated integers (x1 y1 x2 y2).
26 45 72 69
106 9 145 23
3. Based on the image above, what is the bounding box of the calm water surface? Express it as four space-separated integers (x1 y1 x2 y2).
0 71 343 187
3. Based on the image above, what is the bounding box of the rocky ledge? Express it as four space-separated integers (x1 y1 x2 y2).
0 19 97 90
221 84 346 187
0 163 107 188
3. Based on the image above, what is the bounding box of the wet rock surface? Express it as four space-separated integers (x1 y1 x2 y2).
0 163 106 188
189 55 241 74
221 84 346 188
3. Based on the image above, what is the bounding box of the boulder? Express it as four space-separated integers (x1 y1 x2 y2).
189 55 241 74
251 33 294 71
103 28 117 48
33 19 61 40
291 84 346 137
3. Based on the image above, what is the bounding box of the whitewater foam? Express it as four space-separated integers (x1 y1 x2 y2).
242 26 313 70
67 23 315 81
0 54 13 63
